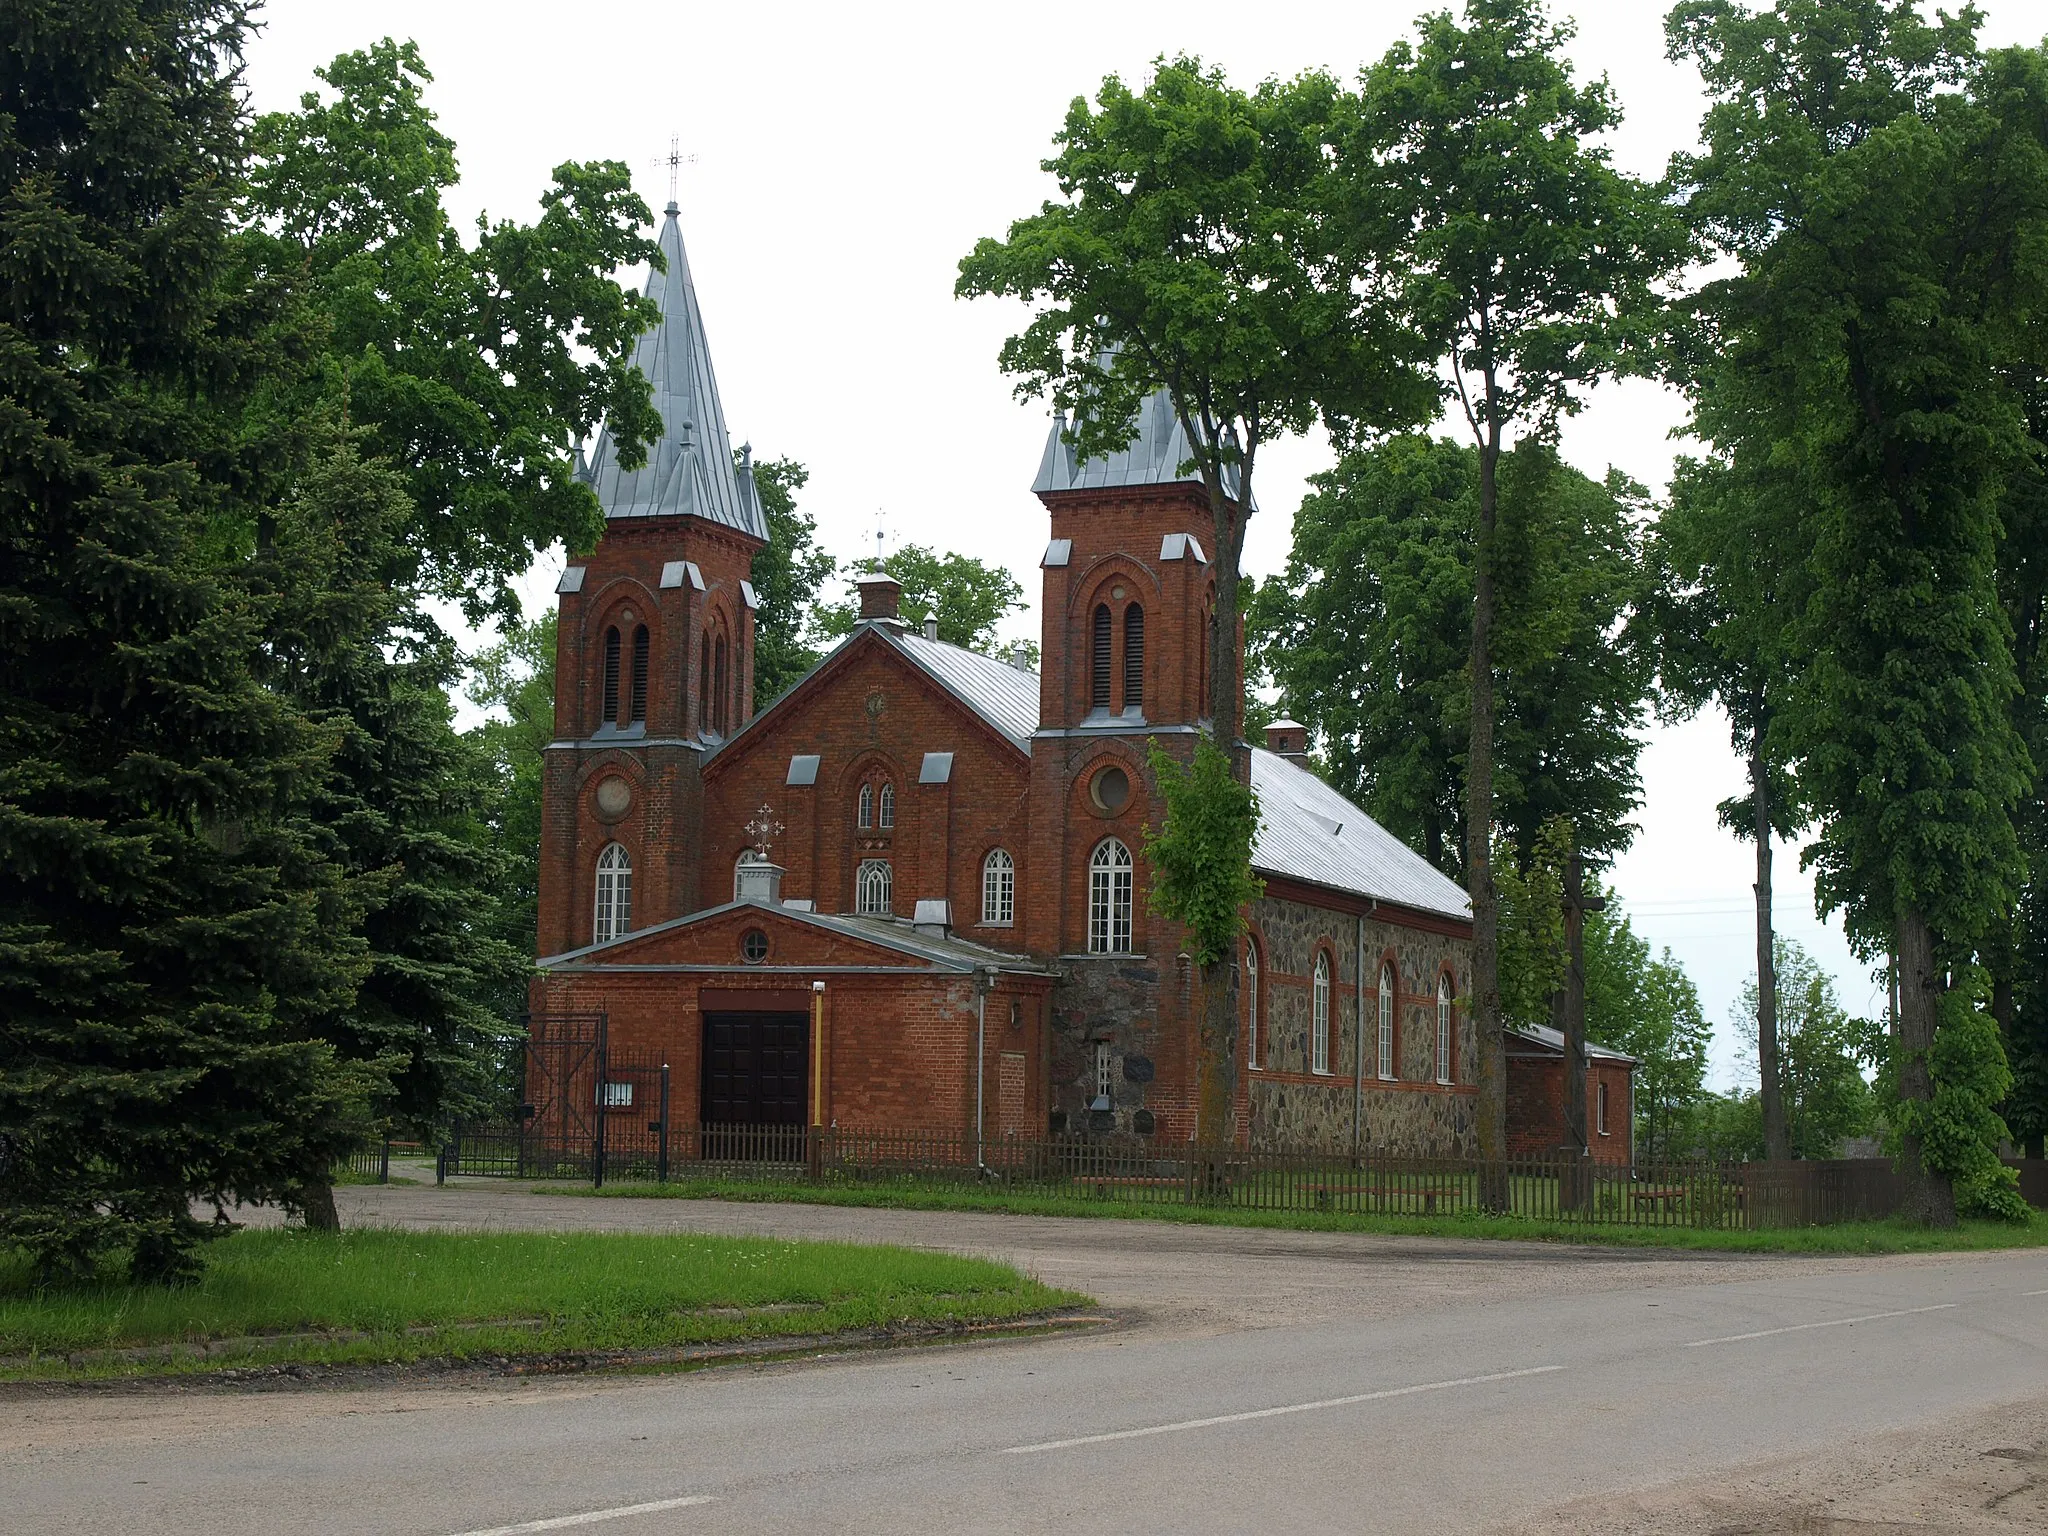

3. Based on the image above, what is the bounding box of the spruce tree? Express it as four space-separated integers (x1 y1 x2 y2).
0 0 373 1280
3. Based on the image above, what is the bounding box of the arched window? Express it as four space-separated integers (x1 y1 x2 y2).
1087 838 1133 954
1090 603 1113 711
981 848 1015 926
594 843 632 944
1436 974 1454 1085
1378 964 1397 1081
629 625 649 724
698 631 712 734
733 631 746 724
1122 603 1144 711
1312 952 1331 1075
601 627 622 724
1199 600 1212 717
1245 940 1261 1070
856 859 892 916
857 783 874 829
878 781 895 828
713 633 729 734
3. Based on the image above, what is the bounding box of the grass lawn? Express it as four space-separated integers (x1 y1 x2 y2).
0 1227 1086 1382
557 1176 2048 1255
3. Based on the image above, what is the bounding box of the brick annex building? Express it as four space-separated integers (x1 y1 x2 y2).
530 205 1634 1161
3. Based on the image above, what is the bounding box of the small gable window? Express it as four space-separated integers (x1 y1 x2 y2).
1087 838 1133 954
878 781 895 828
602 627 622 724
856 859 893 916
594 843 632 944
858 782 873 828
713 632 729 734
698 631 712 734
982 848 1015 926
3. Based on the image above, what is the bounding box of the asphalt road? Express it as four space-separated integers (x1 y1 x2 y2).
7 1187 2046 1534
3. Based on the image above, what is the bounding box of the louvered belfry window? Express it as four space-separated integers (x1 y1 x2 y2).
601 627 622 723
629 626 649 723
1122 604 1145 710
1091 604 1113 711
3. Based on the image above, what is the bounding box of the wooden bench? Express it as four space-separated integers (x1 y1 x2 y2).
1306 1183 1463 1213
1076 1175 1184 1196
1631 1186 1689 1212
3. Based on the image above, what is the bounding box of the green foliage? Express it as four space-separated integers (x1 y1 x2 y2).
243 39 662 620
1880 982 2030 1222
1730 940 1879 1160
746 456 836 701
468 611 556 987
0 0 376 1283
1493 821 1571 1033
818 544 1025 655
1586 911 1711 1162
1143 740 1264 968
1251 435 1655 879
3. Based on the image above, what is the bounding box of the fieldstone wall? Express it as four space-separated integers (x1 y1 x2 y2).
1048 952 1197 1140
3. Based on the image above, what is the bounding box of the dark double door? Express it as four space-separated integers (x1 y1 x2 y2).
701 1011 809 1140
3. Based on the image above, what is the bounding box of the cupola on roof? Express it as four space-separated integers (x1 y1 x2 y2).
583 203 768 542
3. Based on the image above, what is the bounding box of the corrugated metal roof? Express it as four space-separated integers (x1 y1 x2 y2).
884 628 1040 750
1250 749 1471 921
584 204 768 542
1508 1021 1636 1064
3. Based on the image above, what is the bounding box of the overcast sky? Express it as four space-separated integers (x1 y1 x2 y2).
242 0 2041 1087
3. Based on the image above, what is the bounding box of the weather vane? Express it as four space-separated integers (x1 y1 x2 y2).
648 134 698 202
745 804 784 863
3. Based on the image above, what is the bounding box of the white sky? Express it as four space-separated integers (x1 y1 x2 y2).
243 0 2040 1088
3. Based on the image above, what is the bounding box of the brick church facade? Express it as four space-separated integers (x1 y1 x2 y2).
530 204 1632 1161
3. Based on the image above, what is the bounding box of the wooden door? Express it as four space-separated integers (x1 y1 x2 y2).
701 1011 809 1127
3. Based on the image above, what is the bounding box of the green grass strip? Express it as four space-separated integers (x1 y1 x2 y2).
560 1177 2048 1254
0 1227 1084 1381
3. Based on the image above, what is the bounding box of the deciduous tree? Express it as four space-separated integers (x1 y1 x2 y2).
818 544 1024 654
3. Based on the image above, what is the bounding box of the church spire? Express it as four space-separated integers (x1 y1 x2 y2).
584 204 767 542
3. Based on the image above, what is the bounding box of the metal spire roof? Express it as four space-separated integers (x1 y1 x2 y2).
584 203 767 542
1030 384 1248 505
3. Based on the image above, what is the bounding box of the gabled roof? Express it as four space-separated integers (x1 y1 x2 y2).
540 896 1051 975
1250 749 1472 922
584 203 768 542
1508 1021 1637 1065
1031 385 1249 506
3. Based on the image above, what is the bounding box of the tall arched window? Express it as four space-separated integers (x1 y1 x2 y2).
1312 952 1331 1074
712 633 729 734
601 627 622 724
698 632 712 734
1245 940 1261 1070
1378 964 1397 1081
1122 603 1145 711
856 859 892 916
1090 603 1113 711
1199 600 1212 716
1087 838 1133 954
629 625 649 724
857 783 874 828
981 848 1015 926
594 843 632 944
877 781 895 828
733 631 746 724
1436 974 1454 1085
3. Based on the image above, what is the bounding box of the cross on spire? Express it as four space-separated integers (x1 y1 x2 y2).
744 803 784 863
648 134 698 203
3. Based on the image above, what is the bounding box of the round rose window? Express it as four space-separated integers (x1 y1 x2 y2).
1091 764 1130 814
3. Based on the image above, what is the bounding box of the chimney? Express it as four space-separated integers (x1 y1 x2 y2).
912 898 952 939
734 857 785 905
856 575 904 623
1265 718 1310 763
922 616 940 642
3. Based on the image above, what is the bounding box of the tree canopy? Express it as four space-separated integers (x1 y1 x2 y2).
818 544 1025 655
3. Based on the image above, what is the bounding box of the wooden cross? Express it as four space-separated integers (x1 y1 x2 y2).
744 803 784 863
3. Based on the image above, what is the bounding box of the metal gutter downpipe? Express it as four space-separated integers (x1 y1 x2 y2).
974 967 994 1172
1352 903 1374 1158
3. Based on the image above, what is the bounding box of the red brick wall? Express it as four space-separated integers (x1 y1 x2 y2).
1506 1051 1635 1166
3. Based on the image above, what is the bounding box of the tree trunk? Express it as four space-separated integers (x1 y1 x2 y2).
1556 853 1590 1210
1468 426 1506 1211
1894 909 1957 1226
1752 728 1790 1161
298 1180 342 1232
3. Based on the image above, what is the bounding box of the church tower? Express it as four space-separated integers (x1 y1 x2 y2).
1024 391 1245 1135
535 202 768 957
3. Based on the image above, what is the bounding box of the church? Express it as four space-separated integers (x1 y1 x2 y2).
529 203 1633 1161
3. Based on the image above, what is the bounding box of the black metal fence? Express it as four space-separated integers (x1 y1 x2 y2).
428 1121 2034 1230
